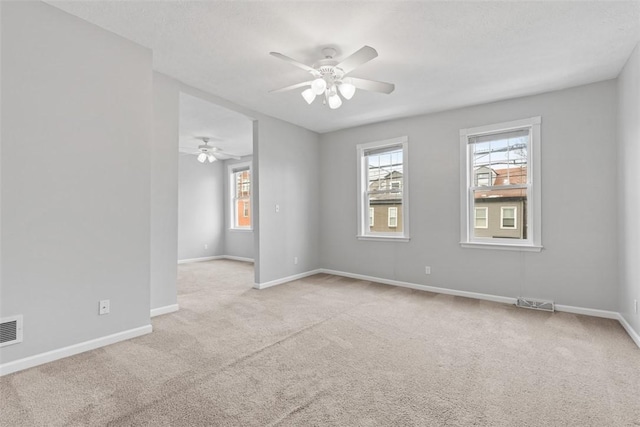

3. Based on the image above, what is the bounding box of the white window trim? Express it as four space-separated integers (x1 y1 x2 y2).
357 136 410 242
474 207 488 229
500 206 517 229
459 117 542 252
228 161 253 231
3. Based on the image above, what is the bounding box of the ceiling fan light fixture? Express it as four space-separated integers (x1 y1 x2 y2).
207 153 216 163
197 152 207 163
339 80 356 100
311 77 327 95
328 93 342 109
301 88 316 104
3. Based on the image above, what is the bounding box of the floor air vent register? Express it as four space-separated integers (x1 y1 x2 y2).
0 315 23 347
516 298 555 312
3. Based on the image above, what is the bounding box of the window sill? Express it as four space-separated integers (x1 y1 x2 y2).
460 242 542 252
229 228 253 232
357 235 410 243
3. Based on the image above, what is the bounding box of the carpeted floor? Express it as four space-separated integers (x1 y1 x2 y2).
1 259 639 426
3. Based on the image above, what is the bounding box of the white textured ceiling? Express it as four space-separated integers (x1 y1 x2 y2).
179 93 253 157
48 1 640 134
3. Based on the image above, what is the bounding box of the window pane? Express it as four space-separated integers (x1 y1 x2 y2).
367 149 403 192
473 191 526 239
471 132 528 187
368 195 402 233
232 169 251 228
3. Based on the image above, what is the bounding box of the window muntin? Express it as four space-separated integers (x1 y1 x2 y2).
229 162 252 230
357 137 409 240
460 117 541 251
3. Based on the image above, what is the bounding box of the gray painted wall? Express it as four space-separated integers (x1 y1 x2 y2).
0 2 152 363
319 81 619 311
618 43 640 335
224 156 254 260
150 73 179 310
257 118 321 284
177 154 225 260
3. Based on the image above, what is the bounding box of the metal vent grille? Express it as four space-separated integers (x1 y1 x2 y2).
516 297 554 312
0 315 23 347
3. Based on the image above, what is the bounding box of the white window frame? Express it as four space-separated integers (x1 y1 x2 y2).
474 207 488 229
500 206 517 229
228 161 252 231
388 207 398 228
357 136 410 242
459 117 542 251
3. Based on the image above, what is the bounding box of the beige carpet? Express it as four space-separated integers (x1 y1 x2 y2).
1 260 639 426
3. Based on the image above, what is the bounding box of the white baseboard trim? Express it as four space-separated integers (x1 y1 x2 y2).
554 304 619 319
150 304 179 317
617 314 640 349
321 269 640 349
0 324 152 377
320 269 517 305
177 256 223 264
254 269 323 290
223 255 254 263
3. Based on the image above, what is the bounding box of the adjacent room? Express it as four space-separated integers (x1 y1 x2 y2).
1 1 639 425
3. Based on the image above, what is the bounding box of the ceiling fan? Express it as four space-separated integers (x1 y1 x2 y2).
181 137 241 163
269 46 395 109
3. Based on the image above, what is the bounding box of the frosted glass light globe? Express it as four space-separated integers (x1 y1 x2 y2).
301 88 316 104
311 78 327 95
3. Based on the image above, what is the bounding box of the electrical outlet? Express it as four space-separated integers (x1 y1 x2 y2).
204 243 208 250
275 204 280 213
99 300 110 315
634 299 638 315
294 256 298 265
425 266 431 275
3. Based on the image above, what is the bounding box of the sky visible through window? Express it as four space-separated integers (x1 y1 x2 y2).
472 134 527 184
368 149 403 186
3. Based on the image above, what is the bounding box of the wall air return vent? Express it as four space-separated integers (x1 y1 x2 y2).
516 298 554 312
0 315 23 347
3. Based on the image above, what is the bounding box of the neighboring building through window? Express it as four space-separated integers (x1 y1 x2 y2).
357 136 409 241
229 162 252 229
459 117 541 251
388 207 398 228
501 206 517 229
474 207 488 229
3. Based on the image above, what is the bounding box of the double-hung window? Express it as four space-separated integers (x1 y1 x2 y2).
460 117 541 251
357 136 409 241
229 162 252 230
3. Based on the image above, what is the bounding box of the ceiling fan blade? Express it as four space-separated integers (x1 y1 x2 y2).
349 77 395 94
336 46 378 74
269 81 313 94
213 152 241 161
270 52 318 75
179 147 200 153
